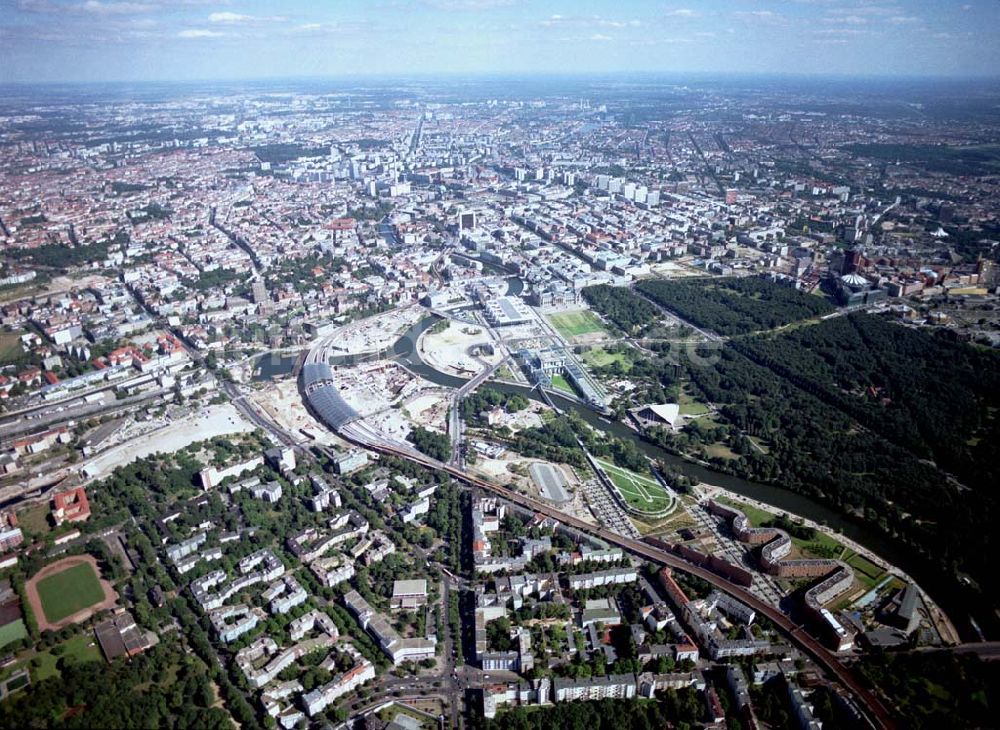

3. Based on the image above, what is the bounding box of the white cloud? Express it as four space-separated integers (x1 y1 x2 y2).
208 11 285 24
178 28 224 38
664 8 699 18
731 9 787 26
814 27 876 37
17 0 156 13
208 11 248 23
421 0 518 9
628 36 694 46
289 21 372 37
78 0 154 13
540 14 640 29
826 15 868 25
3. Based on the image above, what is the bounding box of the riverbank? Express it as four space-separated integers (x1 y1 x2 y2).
318 309 977 642
697 485 960 646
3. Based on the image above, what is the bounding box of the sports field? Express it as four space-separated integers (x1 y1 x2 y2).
36 561 106 625
597 458 674 515
548 310 606 339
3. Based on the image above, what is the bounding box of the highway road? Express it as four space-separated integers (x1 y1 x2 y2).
447 355 509 467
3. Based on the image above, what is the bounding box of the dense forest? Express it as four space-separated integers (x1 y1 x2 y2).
677 338 996 621
2 240 111 269
182 267 244 293
406 425 452 461
635 276 834 336
856 651 998 729
0 642 231 730
461 387 529 424
479 692 707 730
581 285 660 335
251 143 330 164
841 143 1000 177
734 312 1000 493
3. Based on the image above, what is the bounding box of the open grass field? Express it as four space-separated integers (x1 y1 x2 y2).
0 331 24 365
549 373 576 395
677 387 713 416
0 634 102 684
0 619 27 650
548 310 606 339
843 549 887 590
597 458 674 515
37 562 106 624
583 346 631 371
716 497 772 527
37 634 102 680
715 496 842 555
15 503 52 537
33 635 100 682
704 443 739 461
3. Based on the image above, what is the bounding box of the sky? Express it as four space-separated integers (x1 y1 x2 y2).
1 0 998 84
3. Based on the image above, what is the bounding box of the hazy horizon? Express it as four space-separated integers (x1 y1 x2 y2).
2 0 999 84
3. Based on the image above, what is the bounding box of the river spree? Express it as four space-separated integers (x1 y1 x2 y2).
391 311 980 639
260 307 980 639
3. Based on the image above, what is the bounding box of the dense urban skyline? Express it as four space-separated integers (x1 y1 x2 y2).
2 0 1000 83
1 2 999 728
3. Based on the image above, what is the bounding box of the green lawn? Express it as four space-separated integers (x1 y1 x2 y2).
16 503 52 537
495 365 515 381
705 443 738 461
716 497 773 527
549 374 576 395
583 347 631 371
843 549 887 589
677 389 712 416
678 401 711 416
0 619 27 650
548 310 606 339
36 634 102 680
597 458 674 515
0 634 102 684
714 497 887 589
36 562 106 624
0 331 24 365
715 497 842 555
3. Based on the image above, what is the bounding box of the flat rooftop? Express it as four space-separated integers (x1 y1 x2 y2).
392 579 428 596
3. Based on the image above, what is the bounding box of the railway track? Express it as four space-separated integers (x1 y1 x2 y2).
333 431 896 730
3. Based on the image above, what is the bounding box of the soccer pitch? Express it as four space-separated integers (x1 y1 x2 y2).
37 562 105 624
597 458 675 515
548 310 606 339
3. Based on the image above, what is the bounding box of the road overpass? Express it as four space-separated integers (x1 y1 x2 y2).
447 355 510 465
